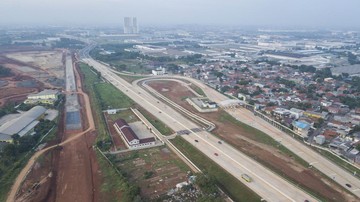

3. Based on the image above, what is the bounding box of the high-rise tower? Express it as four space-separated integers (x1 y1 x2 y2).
123 17 138 34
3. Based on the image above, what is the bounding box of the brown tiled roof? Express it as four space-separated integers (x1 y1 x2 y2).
115 119 128 128
139 137 155 144
114 119 138 142
121 126 138 142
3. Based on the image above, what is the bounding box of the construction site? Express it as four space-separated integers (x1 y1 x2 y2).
0 48 64 107
4 51 103 202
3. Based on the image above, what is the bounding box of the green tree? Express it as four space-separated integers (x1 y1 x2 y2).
2 144 17 157
195 173 218 195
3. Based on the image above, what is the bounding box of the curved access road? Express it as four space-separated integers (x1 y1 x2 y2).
82 57 316 202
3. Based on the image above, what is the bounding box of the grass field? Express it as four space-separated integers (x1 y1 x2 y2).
110 146 190 199
79 63 109 141
80 63 142 201
96 149 142 202
138 108 173 136
189 84 206 96
170 136 261 202
108 109 138 123
111 59 150 74
94 82 134 110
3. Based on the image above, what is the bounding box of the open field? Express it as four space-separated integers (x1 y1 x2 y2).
170 136 261 202
110 146 190 200
111 59 151 74
6 51 64 79
108 109 138 123
3 51 65 88
94 82 134 110
0 50 65 105
148 79 356 202
96 150 127 202
117 73 148 83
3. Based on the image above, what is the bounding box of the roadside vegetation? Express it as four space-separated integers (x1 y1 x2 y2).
138 108 173 136
170 136 261 202
94 82 134 109
80 63 178 200
216 110 352 201
105 146 194 200
80 63 142 200
189 83 206 96
78 63 113 150
218 111 309 166
0 115 57 201
90 43 205 76
316 149 360 178
96 150 141 202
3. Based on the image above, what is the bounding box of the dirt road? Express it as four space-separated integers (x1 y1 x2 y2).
6 60 96 202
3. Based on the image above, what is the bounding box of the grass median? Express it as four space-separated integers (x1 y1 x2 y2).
170 136 261 202
218 111 308 167
137 108 173 136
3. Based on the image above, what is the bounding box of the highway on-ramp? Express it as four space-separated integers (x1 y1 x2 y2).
82 57 316 202
162 74 360 199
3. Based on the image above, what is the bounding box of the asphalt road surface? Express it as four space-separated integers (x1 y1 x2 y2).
82 57 316 202
164 74 360 199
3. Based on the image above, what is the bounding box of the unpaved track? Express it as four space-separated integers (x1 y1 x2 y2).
6 60 96 202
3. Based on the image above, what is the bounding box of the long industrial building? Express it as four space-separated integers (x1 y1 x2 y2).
0 106 47 143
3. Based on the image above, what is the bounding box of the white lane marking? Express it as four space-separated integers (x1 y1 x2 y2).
85 59 309 201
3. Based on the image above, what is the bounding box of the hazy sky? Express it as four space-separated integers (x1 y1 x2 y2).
1 0 359 28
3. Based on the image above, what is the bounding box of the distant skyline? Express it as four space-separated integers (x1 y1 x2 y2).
1 0 360 29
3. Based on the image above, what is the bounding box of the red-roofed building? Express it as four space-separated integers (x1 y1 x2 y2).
114 119 156 149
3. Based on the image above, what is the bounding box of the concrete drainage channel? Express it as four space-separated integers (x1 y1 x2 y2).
140 80 216 132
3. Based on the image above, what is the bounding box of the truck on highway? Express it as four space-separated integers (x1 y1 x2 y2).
241 174 252 182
